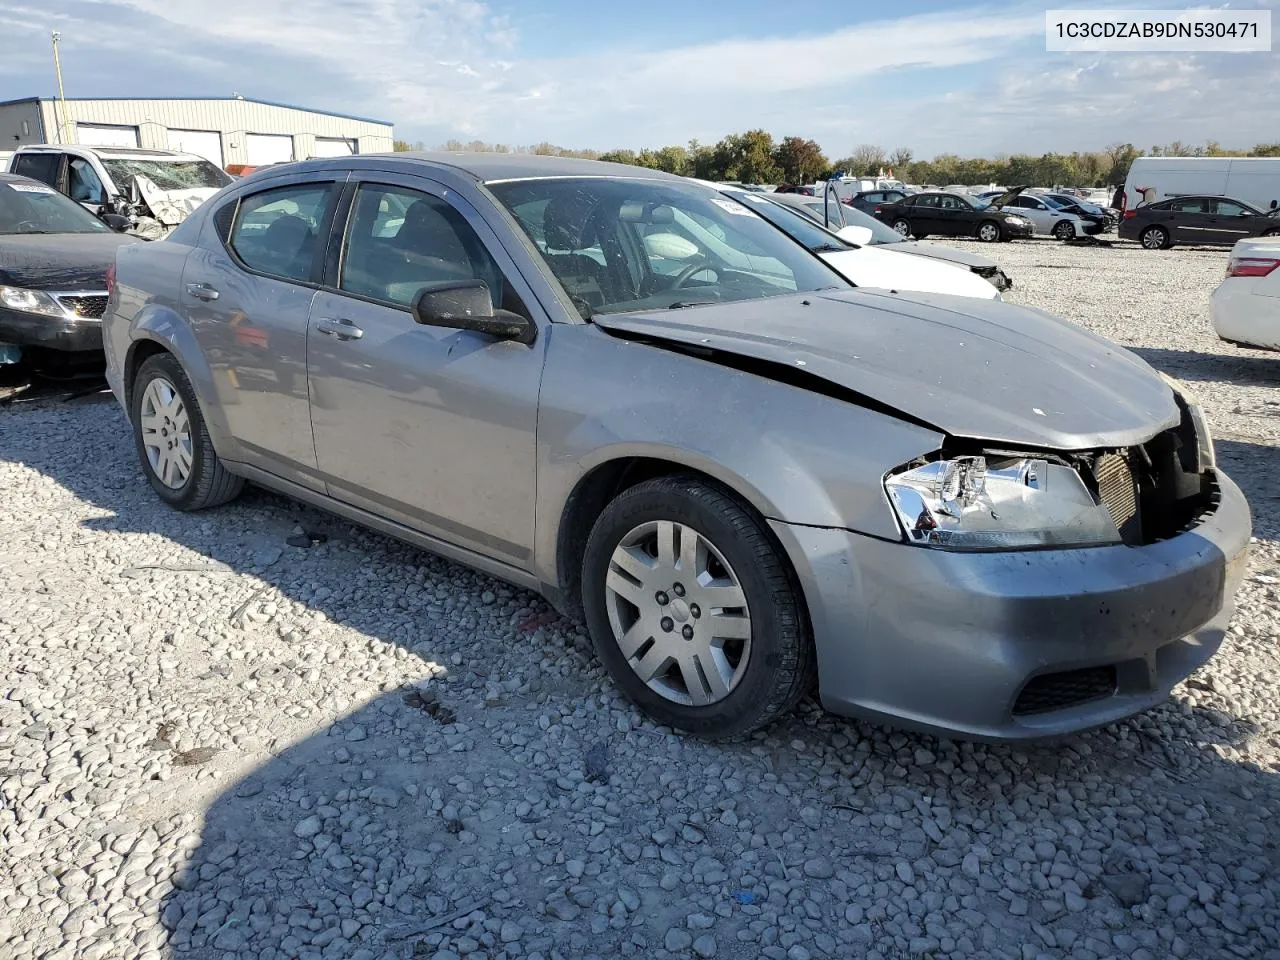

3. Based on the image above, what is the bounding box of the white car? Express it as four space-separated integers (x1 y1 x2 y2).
701 183 1000 300
1211 239 1280 350
987 187 1098 240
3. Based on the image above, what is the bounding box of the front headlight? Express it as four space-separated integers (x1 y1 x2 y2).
1007 216 1030 225
0 286 64 318
885 455 1122 550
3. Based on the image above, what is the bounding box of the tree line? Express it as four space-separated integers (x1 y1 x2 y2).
397 135 1280 188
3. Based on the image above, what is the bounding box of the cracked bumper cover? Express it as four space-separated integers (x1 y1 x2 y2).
770 469 1251 740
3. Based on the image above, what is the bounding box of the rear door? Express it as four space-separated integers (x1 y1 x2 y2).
305 173 546 568
906 194 940 233
933 194 971 235
180 173 341 489
1166 197 1215 243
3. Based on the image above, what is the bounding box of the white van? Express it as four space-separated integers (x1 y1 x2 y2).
1123 157 1280 213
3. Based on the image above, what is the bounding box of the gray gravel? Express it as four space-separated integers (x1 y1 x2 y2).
2 236 1278 960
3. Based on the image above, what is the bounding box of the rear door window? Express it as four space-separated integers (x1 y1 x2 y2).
1168 198 1210 213
228 183 334 283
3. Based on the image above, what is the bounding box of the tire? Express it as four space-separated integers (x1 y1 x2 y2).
581 475 814 738
1053 220 1075 241
131 353 244 511
1263 228 1280 238
1140 225 1171 250
977 220 1003 242
891 218 913 237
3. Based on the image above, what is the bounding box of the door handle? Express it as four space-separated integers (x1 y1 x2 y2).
185 282 219 301
315 317 364 341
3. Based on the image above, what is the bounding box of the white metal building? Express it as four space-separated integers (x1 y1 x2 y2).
0 96 395 169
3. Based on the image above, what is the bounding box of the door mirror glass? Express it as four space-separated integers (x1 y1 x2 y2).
100 212 131 232
412 280 536 345
836 225 874 246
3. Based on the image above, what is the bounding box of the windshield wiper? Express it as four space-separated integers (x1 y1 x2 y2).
810 243 847 253
666 300 716 310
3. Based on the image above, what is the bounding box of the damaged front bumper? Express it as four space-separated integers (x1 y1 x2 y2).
769 468 1251 740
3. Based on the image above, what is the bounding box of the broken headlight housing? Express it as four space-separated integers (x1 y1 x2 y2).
885 455 1122 551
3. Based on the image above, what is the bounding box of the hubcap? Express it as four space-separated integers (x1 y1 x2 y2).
139 377 192 489
1143 230 1163 249
604 520 752 707
980 224 998 241
893 220 911 236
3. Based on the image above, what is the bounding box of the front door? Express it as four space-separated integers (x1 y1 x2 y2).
180 175 340 489
306 175 545 569
1166 197 1215 244
1210 200 1262 245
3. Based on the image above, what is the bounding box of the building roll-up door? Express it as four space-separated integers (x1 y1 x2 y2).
245 133 294 165
168 129 224 167
312 138 357 158
77 123 139 148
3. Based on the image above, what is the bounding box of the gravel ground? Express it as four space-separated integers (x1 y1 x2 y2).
2 237 1278 960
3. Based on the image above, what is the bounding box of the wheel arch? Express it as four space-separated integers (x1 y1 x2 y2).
551 452 804 619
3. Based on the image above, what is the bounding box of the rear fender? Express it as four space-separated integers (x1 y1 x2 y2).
125 307 237 457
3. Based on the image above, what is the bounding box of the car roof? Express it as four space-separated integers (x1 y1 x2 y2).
18 144 205 161
387 151 680 184
0 172 40 184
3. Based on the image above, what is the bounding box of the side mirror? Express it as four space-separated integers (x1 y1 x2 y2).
412 280 536 345
836 225 874 246
101 213 131 232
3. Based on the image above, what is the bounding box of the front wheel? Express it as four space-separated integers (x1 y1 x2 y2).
891 218 913 237
131 353 244 510
1263 228 1280 238
581 476 814 738
977 220 1003 242
1053 220 1075 241
1140 225 1171 250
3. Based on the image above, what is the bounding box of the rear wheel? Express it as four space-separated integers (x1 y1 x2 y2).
131 353 244 510
1053 220 1075 241
977 220 1003 242
1140 225 1171 250
891 218 913 237
581 476 814 738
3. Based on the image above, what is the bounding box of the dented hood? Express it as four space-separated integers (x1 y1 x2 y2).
592 290 1179 450
132 175 220 226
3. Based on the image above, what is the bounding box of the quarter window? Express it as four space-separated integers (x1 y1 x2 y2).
341 185 506 309
228 184 333 283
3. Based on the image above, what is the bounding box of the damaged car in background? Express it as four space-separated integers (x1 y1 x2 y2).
104 153 1250 741
9 145 232 240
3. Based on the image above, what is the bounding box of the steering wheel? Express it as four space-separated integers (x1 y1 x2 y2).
671 258 720 289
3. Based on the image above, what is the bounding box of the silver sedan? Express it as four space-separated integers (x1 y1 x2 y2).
102 153 1250 740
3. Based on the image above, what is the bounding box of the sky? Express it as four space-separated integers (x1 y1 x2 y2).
3 0 1279 158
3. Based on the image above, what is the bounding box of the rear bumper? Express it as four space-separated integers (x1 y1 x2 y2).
1211 279 1280 350
0 306 103 354
770 469 1251 741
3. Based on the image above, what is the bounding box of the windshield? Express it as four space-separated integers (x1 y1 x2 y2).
725 192 849 252
100 158 231 192
0 180 111 235
489 177 847 317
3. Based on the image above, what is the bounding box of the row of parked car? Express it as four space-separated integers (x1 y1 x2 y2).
0 149 1256 741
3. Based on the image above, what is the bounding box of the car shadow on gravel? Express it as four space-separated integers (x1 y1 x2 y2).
5 395 1279 960
1129 346 1279 389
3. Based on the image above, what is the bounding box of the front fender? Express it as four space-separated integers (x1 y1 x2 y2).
532 325 944 591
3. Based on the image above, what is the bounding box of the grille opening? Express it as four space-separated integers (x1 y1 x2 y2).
1084 413 1215 546
56 295 109 320
1013 665 1118 716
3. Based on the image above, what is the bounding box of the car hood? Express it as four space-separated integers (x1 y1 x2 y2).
985 184 1027 209
593 290 1179 450
819 247 998 300
0 233 137 290
878 239 998 269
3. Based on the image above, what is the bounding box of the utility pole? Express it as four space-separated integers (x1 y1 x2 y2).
51 31 70 144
